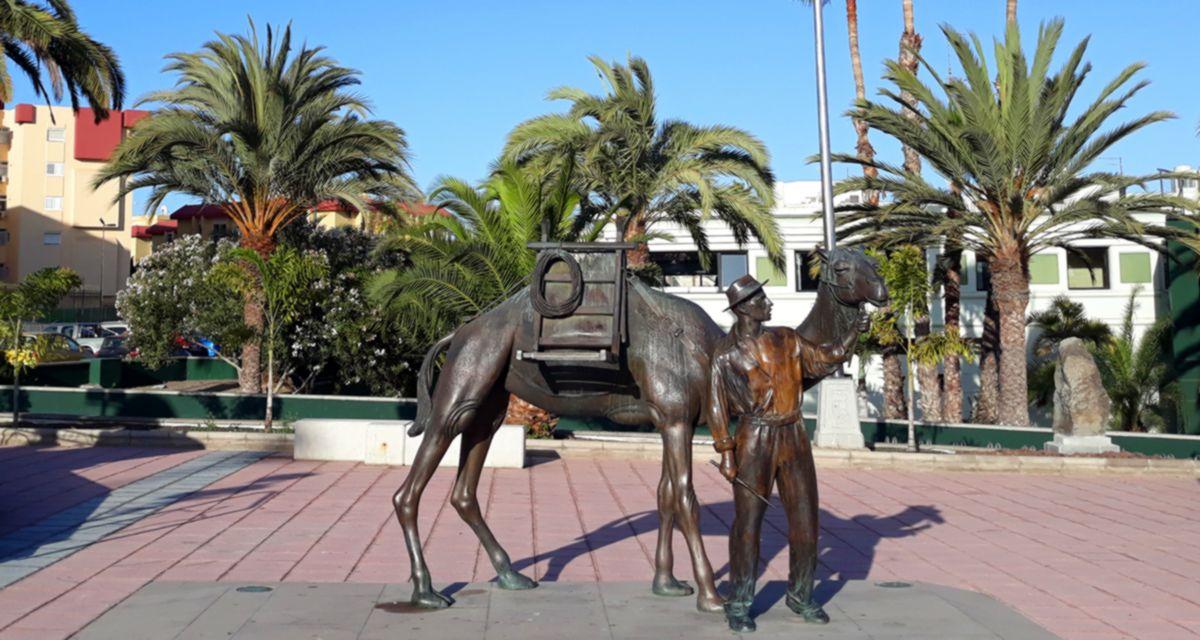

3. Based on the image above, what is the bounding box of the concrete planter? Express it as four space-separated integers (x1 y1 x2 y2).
293 419 526 468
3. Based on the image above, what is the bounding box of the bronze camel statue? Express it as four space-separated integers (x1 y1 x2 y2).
392 246 887 612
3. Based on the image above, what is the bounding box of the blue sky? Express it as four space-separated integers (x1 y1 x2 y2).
16 1 1200 211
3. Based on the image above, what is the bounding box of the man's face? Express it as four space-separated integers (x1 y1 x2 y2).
736 291 772 322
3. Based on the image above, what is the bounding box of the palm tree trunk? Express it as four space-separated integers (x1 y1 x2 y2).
883 349 907 419
237 234 274 394
624 214 649 267
991 253 1031 426
1006 0 1017 26
942 247 963 422
264 339 274 432
973 293 1000 424
915 317 942 422
899 0 923 177
505 394 553 430
905 336 918 452
845 0 879 206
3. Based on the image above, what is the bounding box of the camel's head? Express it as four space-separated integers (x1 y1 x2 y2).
817 247 888 308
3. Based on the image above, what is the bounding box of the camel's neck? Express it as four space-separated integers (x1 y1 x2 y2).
797 281 860 347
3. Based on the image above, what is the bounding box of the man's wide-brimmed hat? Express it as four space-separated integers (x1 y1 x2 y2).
724 274 767 310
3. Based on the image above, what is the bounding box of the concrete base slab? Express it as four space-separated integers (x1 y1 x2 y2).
1045 433 1121 455
815 377 866 450
76 580 1059 640
294 419 526 468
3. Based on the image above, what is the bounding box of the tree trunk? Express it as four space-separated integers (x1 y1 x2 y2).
883 349 907 419
845 0 879 206
264 340 274 431
990 253 1031 426
915 316 943 424
942 248 963 422
237 235 275 394
1006 0 1017 26
899 0 923 177
623 214 649 267
973 292 1000 424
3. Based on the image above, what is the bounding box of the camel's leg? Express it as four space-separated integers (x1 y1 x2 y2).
393 420 458 609
450 388 537 590
661 422 723 613
651 446 693 597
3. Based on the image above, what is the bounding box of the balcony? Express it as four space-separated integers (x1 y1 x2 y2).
0 128 11 145
0 162 7 182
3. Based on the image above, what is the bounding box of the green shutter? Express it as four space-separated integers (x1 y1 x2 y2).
755 256 787 286
1029 254 1059 285
1119 252 1152 284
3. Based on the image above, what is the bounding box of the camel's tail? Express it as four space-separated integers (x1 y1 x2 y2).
410 332 455 437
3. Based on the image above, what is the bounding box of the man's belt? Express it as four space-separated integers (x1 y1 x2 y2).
743 411 802 428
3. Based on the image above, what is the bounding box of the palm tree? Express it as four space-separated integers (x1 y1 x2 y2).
1026 295 1111 407
372 162 580 350
0 0 124 117
1093 289 1176 432
94 21 413 392
833 19 1179 425
502 55 782 269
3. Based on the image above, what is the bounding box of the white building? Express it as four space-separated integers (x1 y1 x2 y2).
635 177 1196 422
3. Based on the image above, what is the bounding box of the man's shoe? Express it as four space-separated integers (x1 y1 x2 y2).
724 601 756 633
785 595 830 624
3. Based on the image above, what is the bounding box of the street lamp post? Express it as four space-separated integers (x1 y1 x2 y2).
811 0 838 253
807 0 866 449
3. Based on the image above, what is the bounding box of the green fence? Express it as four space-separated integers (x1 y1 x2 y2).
0 386 416 422
558 416 1200 459
25 358 238 389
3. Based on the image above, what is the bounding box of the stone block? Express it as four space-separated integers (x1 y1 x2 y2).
1044 433 1120 455
814 377 866 450
364 422 408 466
1053 338 1113 439
403 424 526 468
293 419 370 461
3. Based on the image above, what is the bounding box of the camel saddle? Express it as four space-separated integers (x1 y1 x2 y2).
518 242 635 364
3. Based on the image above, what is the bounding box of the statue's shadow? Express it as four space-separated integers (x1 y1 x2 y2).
510 502 944 614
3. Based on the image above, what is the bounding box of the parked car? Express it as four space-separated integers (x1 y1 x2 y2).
100 321 129 337
37 323 120 353
23 332 90 361
94 336 130 359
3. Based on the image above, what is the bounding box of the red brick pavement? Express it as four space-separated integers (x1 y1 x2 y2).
0 448 1197 640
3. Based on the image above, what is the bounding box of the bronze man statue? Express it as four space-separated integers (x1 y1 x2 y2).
709 274 857 632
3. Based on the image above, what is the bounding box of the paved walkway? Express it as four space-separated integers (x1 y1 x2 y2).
0 445 1197 639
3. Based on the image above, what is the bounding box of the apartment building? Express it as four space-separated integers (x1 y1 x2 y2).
0 104 145 307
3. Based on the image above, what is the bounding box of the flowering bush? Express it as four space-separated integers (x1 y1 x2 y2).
116 235 248 369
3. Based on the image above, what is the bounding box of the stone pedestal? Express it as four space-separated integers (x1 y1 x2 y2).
1044 433 1120 455
814 376 866 449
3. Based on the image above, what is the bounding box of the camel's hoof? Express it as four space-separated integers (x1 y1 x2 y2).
411 589 453 609
651 576 694 597
497 569 538 590
696 593 725 613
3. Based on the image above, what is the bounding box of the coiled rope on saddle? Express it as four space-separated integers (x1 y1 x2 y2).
530 249 584 318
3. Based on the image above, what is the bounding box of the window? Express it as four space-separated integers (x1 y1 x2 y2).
1067 247 1109 290
211 223 228 239
46 128 66 142
44 196 63 211
43 232 61 245
46 162 65 176
718 252 749 289
0 229 8 246
975 259 990 291
650 251 716 287
795 250 821 291
755 256 787 287
1029 254 1060 285
1118 252 1152 284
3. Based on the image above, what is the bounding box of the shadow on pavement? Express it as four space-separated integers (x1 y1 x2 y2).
510 501 944 610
